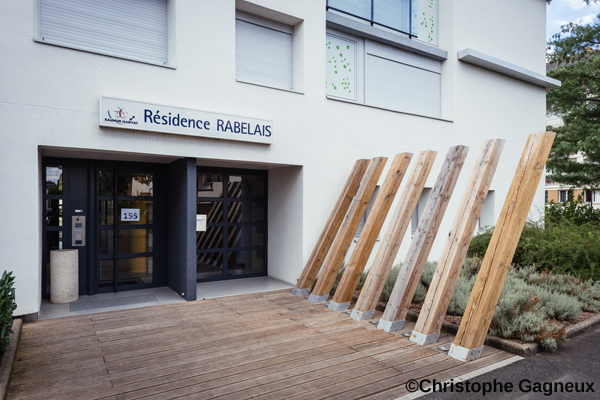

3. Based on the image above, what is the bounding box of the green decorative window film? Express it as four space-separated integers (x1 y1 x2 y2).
326 34 356 100
415 0 438 46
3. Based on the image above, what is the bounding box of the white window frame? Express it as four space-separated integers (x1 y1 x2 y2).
33 0 175 68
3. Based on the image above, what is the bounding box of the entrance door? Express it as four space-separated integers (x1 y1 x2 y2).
196 168 268 281
96 166 161 292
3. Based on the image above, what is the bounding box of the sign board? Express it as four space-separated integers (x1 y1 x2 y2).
196 215 207 232
100 97 274 144
121 208 140 222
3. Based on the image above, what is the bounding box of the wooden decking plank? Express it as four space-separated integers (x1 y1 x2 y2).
9 290 516 400
249 348 439 400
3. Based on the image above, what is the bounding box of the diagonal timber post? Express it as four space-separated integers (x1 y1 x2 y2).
328 153 414 312
377 146 468 331
449 132 555 362
348 151 438 319
410 139 505 346
308 157 387 303
293 159 370 296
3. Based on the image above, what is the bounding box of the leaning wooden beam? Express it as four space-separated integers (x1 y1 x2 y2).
347 151 438 319
328 153 414 311
292 159 370 296
450 132 555 362
410 139 505 346
377 146 468 331
308 156 387 303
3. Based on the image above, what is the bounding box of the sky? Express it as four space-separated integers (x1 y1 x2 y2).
547 0 600 42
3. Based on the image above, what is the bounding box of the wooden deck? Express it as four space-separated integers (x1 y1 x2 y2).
8 290 516 400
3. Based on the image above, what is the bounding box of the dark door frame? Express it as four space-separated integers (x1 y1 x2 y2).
41 157 167 298
196 166 268 282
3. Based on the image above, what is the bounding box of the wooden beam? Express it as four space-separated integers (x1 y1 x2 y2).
347 151 438 319
293 159 370 296
308 157 387 303
410 139 505 346
377 146 468 331
328 153 414 311
450 132 555 362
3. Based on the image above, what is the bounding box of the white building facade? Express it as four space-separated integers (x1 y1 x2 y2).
0 0 555 317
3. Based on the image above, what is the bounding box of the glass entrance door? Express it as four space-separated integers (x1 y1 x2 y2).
97 168 155 292
196 168 268 281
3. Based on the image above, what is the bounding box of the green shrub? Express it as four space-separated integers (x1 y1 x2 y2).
380 265 401 302
468 219 600 281
420 261 437 287
0 271 16 360
545 193 600 227
490 270 567 352
412 281 427 303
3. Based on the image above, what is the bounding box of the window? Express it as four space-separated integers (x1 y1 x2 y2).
355 186 379 238
559 190 571 203
326 30 442 118
411 188 431 235
236 11 294 90
327 0 439 46
327 0 412 36
37 0 169 66
478 191 495 232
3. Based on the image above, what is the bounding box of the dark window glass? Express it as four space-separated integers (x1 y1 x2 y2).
228 175 265 199
117 173 153 197
228 250 265 275
196 226 224 251
197 253 224 278
228 202 265 223
99 170 114 196
196 201 224 223
197 173 224 198
118 229 153 254
117 257 153 286
99 260 114 289
99 200 114 226
45 166 63 195
45 199 63 227
99 230 114 256
228 226 265 248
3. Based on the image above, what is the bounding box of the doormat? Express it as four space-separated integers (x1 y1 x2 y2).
69 294 158 312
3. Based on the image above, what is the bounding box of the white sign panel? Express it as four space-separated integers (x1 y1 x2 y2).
100 97 274 144
196 214 207 232
121 208 140 222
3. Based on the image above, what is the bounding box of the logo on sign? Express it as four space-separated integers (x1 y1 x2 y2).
105 107 138 125
121 208 140 222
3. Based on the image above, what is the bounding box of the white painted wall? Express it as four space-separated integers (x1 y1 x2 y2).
0 0 548 315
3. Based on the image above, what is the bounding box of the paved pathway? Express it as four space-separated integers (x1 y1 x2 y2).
424 325 600 399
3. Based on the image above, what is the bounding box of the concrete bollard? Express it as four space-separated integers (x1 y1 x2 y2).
50 249 79 304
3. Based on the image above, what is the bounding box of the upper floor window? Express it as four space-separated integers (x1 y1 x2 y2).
326 29 442 118
37 0 169 66
326 0 439 46
236 11 294 91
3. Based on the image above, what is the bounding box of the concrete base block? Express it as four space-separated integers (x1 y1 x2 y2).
377 319 405 332
328 301 349 312
350 309 375 321
50 249 79 304
292 287 311 297
308 293 329 303
409 330 440 346
448 343 484 362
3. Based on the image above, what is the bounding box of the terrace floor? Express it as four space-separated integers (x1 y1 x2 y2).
9 290 521 400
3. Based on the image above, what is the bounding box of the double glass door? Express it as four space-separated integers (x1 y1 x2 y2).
196 168 268 280
97 167 155 292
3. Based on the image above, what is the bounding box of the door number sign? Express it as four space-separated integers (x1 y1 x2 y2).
121 209 140 222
